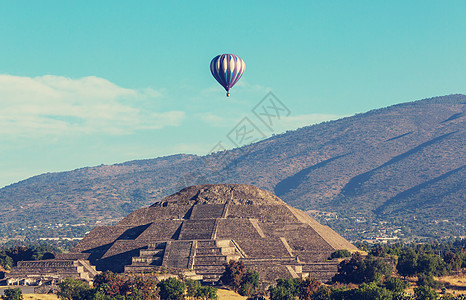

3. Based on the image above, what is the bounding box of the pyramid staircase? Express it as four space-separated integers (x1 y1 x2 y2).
124 239 242 283
192 240 241 283
124 242 166 272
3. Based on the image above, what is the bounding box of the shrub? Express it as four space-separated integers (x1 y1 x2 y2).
57 278 92 300
2 288 23 300
268 285 297 300
221 260 260 296
330 250 352 259
268 277 321 300
299 277 321 300
194 286 217 299
246 290 267 300
221 261 246 292
417 273 444 290
93 271 128 297
443 252 461 272
239 269 260 296
353 282 394 300
185 279 201 298
414 285 439 300
417 254 447 277
126 277 159 300
384 277 409 293
332 254 393 284
397 249 418 278
312 285 332 300
157 277 186 300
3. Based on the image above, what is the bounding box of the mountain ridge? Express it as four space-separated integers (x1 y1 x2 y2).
0 94 464 241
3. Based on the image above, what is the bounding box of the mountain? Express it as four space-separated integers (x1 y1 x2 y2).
0 94 464 241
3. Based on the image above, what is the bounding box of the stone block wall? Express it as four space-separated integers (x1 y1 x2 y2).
226 205 300 222
117 205 192 226
236 238 291 258
135 221 183 242
179 220 216 240
73 226 133 253
190 204 225 219
215 219 263 240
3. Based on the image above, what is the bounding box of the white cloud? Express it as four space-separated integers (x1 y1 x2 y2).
198 113 228 127
0 74 184 138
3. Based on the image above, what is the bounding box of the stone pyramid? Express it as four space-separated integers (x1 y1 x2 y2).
72 184 358 282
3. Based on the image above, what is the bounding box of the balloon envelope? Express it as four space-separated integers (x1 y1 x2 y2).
210 54 245 96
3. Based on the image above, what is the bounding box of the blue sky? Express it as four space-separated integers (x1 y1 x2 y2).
0 1 465 188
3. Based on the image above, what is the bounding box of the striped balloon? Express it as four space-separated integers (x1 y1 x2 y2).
210 54 245 97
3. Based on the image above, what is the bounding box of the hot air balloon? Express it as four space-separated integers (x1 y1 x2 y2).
210 54 245 97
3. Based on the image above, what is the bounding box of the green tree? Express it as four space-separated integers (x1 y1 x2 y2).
268 285 297 300
2 288 23 300
332 254 393 284
414 285 438 300
31 243 59 260
57 278 92 300
185 279 201 299
443 252 461 272
274 278 301 297
397 249 418 278
417 273 443 290
221 261 247 292
371 246 384 257
157 277 186 300
93 271 128 297
330 250 352 259
417 253 447 277
330 285 354 300
384 277 409 293
0 254 14 270
126 277 159 300
194 286 217 300
221 260 260 296
6 246 34 265
299 277 321 300
311 285 332 300
353 282 394 300
238 269 260 297
267 277 320 300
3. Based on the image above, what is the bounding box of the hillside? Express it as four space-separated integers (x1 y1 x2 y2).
0 94 464 241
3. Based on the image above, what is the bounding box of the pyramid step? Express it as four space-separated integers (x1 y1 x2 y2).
196 248 222 255
139 249 164 256
194 256 229 264
215 240 232 248
196 240 217 247
196 246 237 256
220 247 237 255
131 257 162 264
193 265 225 273
125 265 158 272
